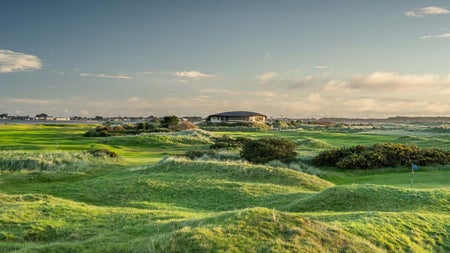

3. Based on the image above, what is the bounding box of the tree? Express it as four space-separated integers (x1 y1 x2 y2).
240 137 297 164
36 113 48 120
161 115 179 128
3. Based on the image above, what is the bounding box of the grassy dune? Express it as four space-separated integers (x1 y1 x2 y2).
0 123 449 252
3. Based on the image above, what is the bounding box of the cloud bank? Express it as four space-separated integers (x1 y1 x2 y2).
0 49 42 73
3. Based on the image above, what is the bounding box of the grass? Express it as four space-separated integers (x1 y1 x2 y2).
0 123 449 252
324 165 450 189
0 150 119 172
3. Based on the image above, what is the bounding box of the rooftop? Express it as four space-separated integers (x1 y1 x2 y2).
208 111 266 117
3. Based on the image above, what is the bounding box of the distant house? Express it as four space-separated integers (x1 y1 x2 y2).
206 111 267 123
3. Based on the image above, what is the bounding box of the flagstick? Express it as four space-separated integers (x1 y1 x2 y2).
410 164 414 187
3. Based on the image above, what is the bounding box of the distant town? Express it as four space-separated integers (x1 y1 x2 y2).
1 112 450 125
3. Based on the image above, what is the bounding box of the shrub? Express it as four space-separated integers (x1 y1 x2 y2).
185 150 216 160
313 143 450 169
161 115 179 128
169 121 197 131
83 129 111 137
88 149 118 158
210 135 251 149
240 137 297 164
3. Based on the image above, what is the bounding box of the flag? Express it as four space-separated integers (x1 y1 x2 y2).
412 164 419 171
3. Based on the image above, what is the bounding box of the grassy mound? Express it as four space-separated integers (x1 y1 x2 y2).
156 158 333 191
157 207 381 253
124 158 333 211
296 137 335 149
0 193 201 253
310 211 450 252
2 194 448 252
101 130 213 146
1 158 332 211
286 184 450 213
395 135 429 142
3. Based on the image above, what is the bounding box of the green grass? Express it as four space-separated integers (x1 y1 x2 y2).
324 165 450 189
285 184 449 213
0 123 449 252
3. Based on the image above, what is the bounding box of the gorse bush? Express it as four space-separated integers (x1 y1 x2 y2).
241 137 297 164
210 135 251 149
313 143 450 169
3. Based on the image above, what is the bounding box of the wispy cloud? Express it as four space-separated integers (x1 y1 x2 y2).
0 49 42 73
5 97 54 105
198 88 243 95
322 72 450 94
80 73 133 79
420 33 450 39
315 65 328 69
249 91 277 97
257 72 278 82
346 72 440 90
405 6 450 17
174 70 212 78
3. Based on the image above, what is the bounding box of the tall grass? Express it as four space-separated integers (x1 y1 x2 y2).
266 160 326 177
102 129 213 146
0 151 117 172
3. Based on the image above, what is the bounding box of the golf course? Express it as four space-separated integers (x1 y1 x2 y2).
0 122 449 252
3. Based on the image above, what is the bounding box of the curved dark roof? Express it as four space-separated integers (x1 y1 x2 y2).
208 111 266 117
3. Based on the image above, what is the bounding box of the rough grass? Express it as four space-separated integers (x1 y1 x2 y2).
101 130 213 146
1 123 450 252
295 137 335 150
0 150 118 172
286 184 450 213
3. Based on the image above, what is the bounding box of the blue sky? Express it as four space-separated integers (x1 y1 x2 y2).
1 0 450 118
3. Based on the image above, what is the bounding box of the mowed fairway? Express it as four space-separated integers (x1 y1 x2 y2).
0 123 449 252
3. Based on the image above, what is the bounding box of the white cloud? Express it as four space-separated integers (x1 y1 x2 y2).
315 65 328 69
421 6 450 15
174 70 212 78
405 11 421 18
0 49 42 73
420 33 450 39
405 6 450 17
80 73 133 79
257 72 278 82
347 72 439 90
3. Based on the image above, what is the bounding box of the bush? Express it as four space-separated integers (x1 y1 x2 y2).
210 135 251 149
240 137 297 164
185 150 217 160
161 115 179 128
313 143 450 169
88 149 118 158
83 129 111 137
169 121 197 131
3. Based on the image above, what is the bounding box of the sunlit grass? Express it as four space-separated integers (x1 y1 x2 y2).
0 123 449 252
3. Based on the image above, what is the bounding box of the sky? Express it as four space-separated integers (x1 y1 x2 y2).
1 0 450 118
